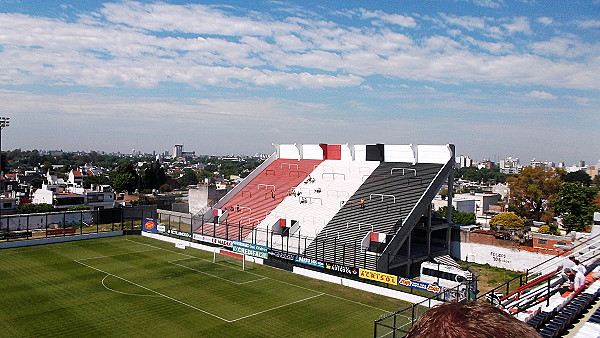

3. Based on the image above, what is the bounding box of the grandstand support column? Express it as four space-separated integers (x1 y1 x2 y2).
446 144 455 223
445 226 450 254
426 204 432 257
405 232 412 276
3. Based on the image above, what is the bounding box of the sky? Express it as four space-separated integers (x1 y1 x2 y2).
0 0 598 165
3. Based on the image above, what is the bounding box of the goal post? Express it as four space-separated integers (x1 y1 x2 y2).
213 249 253 271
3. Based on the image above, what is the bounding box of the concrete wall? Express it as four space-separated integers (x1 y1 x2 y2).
0 231 122 249
384 144 415 163
301 144 323 160
451 239 555 272
2 211 94 231
416 145 451 164
143 232 438 306
294 267 440 307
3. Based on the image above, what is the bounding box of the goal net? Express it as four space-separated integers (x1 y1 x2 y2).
213 250 253 271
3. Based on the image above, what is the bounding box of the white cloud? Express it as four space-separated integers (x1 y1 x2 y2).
464 36 514 53
97 1 294 36
526 90 556 100
274 34 310 51
503 17 532 35
359 9 417 28
440 14 487 32
577 19 600 28
0 4 598 92
537 17 553 25
472 0 503 8
530 36 599 59
564 95 591 106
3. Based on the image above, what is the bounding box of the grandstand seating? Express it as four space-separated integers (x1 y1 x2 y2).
193 143 453 275
303 162 444 270
248 160 380 252
573 303 600 338
197 158 322 239
517 260 600 337
537 279 600 337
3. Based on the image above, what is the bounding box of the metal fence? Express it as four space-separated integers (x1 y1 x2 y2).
373 282 478 338
0 206 157 242
157 211 397 271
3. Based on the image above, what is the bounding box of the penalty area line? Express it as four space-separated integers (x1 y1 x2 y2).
168 259 268 285
126 237 390 313
229 293 324 323
74 259 231 322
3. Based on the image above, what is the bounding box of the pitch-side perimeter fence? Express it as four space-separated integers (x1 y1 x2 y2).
0 206 157 241
373 282 477 338
158 210 414 272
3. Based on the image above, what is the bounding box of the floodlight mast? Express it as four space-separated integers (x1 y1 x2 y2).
0 117 10 232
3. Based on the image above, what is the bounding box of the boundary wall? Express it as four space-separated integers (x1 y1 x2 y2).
0 231 123 249
451 240 555 271
294 267 440 306
142 232 438 306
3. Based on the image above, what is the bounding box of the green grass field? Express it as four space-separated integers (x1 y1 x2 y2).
0 235 410 337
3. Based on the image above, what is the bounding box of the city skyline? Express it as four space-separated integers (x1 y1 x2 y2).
0 0 598 165
6 145 599 169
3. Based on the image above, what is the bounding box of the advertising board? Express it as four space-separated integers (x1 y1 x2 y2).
325 262 358 276
141 218 157 234
0 231 32 239
232 241 268 259
47 228 77 236
398 278 441 293
268 249 296 262
192 234 233 248
294 256 325 268
358 268 398 285
167 229 191 238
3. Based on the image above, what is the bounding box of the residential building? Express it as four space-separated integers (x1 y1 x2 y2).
499 157 521 174
456 155 473 168
432 195 477 214
477 159 495 170
491 183 510 200
454 192 501 216
173 144 183 158
530 158 554 170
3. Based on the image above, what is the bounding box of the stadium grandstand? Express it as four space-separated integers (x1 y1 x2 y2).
194 143 457 277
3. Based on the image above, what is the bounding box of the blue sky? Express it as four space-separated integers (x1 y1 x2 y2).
0 0 598 165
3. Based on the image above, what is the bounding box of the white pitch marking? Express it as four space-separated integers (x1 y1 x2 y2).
168 259 267 285
101 275 161 297
76 248 159 261
126 237 390 313
75 259 231 322
229 293 324 322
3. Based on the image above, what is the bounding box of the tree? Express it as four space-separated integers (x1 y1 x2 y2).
197 169 214 183
563 170 592 186
455 167 512 184
67 206 90 211
16 203 54 214
83 175 110 189
489 212 524 230
110 162 139 193
178 170 199 187
140 159 167 191
593 174 600 189
436 206 476 225
507 167 562 222
553 182 599 232
111 173 137 193
538 224 560 235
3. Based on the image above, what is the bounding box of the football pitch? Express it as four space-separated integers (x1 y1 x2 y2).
0 236 409 337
